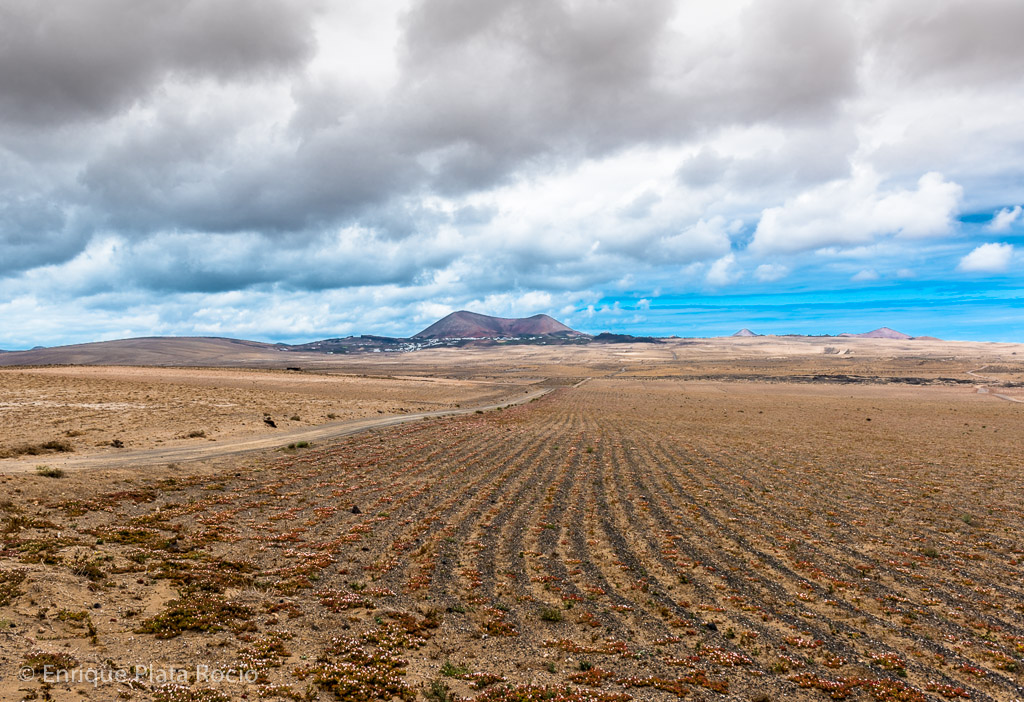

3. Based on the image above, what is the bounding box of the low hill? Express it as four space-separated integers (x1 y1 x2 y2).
412 310 585 339
0 337 288 367
839 327 912 340
732 329 759 337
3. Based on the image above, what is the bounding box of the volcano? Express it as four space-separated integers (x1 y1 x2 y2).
412 311 585 339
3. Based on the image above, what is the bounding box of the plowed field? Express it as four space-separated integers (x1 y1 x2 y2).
1 377 1022 702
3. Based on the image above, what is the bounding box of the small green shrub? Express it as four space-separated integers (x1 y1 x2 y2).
424 679 455 702
441 661 470 677
539 607 563 622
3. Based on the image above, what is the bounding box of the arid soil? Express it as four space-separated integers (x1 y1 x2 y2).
0 366 527 462
0 341 1022 702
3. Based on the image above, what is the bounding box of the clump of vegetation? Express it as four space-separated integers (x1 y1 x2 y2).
232 632 292 682
472 684 631 702
282 441 312 451
14 536 77 565
0 440 74 458
441 661 470 677
56 609 89 625
482 606 518 636
424 679 456 702
136 593 252 638
35 465 65 478
790 673 926 702
299 636 416 702
539 607 564 622
186 429 206 438
319 589 374 611
298 612 440 701
0 569 27 606
23 648 79 673
57 608 98 641
152 685 232 702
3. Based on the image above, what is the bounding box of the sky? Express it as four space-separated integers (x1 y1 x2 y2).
1 0 1022 348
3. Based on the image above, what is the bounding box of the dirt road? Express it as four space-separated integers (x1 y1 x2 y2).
968 366 1024 403
0 386 552 474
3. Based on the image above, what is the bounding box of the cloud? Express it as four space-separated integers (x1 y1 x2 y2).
754 264 789 282
0 0 319 126
618 190 662 220
1 0 866 265
851 269 880 282
987 205 1022 232
750 169 963 254
0 0 1022 346
865 0 1024 87
705 253 741 286
958 242 1014 273
676 147 730 188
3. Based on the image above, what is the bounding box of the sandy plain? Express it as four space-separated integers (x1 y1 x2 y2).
0 366 532 465
0 337 1022 702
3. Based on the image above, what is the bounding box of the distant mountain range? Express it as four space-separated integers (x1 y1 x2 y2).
0 314 945 367
734 326 932 340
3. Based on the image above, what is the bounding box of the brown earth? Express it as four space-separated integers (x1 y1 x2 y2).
0 340 1022 702
0 366 529 464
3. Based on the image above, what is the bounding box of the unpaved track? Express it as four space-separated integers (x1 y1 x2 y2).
0 386 552 473
962 366 1019 405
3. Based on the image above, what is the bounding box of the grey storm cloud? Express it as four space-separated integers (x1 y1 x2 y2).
0 0 318 126
866 0 1024 85
393 0 858 184
2 0 863 262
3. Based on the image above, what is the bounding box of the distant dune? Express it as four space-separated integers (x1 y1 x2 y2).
412 310 585 339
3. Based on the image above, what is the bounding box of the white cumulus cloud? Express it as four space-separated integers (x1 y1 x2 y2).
750 168 963 254
958 242 1014 272
705 253 741 286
